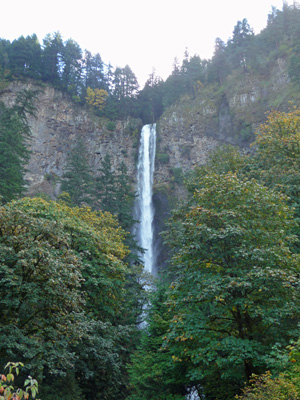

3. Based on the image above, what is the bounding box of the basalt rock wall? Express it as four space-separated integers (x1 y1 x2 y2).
0 80 142 198
0 60 291 200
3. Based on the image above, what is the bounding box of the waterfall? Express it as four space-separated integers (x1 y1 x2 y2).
134 124 201 398
134 124 156 274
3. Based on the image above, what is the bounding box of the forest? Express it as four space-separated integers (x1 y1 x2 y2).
0 2 300 125
1 3 300 400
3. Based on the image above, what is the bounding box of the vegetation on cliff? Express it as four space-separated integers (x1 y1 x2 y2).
2 3 300 400
0 89 37 202
0 3 300 127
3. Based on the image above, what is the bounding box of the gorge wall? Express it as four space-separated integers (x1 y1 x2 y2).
0 77 256 199
0 58 294 269
0 55 292 199
0 80 141 198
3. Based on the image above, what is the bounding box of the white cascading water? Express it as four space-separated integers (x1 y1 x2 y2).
135 124 200 398
134 124 156 274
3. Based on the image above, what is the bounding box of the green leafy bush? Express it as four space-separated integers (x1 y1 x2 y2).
236 371 299 399
157 153 169 164
106 121 116 131
171 167 183 184
0 362 39 400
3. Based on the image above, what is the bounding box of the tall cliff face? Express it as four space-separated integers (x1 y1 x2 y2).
0 59 294 270
0 80 142 198
0 55 292 201
155 57 293 189
0 81 238 201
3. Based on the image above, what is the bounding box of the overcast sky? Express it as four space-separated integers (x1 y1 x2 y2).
1 0 292 86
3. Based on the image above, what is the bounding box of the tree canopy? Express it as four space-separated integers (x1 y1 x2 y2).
0 197 145 399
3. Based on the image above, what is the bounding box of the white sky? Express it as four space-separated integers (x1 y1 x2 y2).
1 0 293 87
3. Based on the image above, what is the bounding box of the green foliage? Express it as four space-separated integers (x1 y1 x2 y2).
227 19 254 71
236 371 299 400
1 2 300 125
0 362 39 400
111 65 139 119
251 108 300 249
60 38 82 95
2 6 300 399
39 371 82 400
162 173 300 399
95 155 140 263
0 90 37 202
95 154 117 212
106 120 116 131
41 32 63 86
127 282 187 400
8 35 42 79
252 108 300 194
0 197 144 399
235 340 300 400
186 144 249 195
137 71 164 124
0 32 142 121
289 46 300 86
171 167 184 184
0 199 85 376
157 153 169 164
61 147 140 264
60 137 94 206
0 102 29 201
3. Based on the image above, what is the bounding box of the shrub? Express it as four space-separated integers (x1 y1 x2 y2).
157 153 169 164
106 121 116 131
235 371 299 400
0 362 39 400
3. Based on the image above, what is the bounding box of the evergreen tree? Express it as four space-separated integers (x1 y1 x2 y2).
112 65 139 118
95 156 141 262
207 38 228 84
82 50 107 92
115 161 136 230
162 58 185 107
60 137 94 206
0 38 10 78
227 19 254 71
115 161 141 262
60 38 82 96
41 32 63 85
8 34 42 79
289 45 300 86
138 71 164 124
181 51 205 99
95 153 116 212
0 90 37 202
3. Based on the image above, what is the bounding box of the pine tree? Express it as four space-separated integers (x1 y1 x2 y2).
60 137 94 206
95 156 141 262
0 89 36 202
95 154 116 213
115 161 135 229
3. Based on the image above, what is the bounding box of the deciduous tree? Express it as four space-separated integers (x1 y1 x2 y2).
85 87 108 111
163 173 300 399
